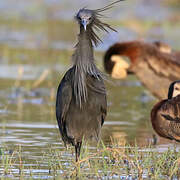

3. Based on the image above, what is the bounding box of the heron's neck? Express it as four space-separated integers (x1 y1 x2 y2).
72 27 100 108
73 27 95 71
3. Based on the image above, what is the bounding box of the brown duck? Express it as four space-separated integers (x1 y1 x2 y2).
151 80 180 142
104 41 180 99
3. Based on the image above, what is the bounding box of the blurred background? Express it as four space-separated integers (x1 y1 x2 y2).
0 0 180 167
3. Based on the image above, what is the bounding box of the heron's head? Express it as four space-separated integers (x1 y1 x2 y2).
75 0 125 46
76 9 94 31
168 80 180 99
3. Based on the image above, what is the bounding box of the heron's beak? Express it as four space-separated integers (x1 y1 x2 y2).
81 19 87 31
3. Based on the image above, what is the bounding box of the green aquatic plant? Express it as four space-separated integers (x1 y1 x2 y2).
1 142 180 179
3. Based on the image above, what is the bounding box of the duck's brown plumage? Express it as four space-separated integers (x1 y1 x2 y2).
151 95 180 142
104 41 180 99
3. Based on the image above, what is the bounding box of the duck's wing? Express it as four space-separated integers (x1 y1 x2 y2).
161 95 180 122
161 96 180 140
161 114 180 122
104 41 180 81
146 49 180 81
151 99 169 138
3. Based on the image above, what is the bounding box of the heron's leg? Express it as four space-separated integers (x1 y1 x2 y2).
75 142 82 162
152 134 158 145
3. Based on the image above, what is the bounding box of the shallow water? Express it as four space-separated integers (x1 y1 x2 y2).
0 0 180 179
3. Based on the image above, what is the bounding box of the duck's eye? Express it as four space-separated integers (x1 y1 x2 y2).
88 17 92 20
175 87 179 90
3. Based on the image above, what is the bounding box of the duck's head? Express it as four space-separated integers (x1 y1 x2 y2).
108 55 130 79
104 42 140 79
103 45 131 79
168 80 180 99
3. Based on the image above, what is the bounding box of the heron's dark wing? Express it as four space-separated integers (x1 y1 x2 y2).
56 71 72 143
87 75 107 126
100 96 107 126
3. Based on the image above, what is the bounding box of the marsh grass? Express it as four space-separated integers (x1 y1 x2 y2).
1 141 180 179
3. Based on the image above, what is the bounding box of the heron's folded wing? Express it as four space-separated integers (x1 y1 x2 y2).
56 76 72 135
101 97 107 126
87 75 107 126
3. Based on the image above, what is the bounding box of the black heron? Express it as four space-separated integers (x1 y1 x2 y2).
56 1 123 161
151 80 180 142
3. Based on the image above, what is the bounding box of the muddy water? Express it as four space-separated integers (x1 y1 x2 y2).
0 0 180 178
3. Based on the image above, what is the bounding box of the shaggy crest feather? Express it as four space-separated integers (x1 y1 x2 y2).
72 0 124 107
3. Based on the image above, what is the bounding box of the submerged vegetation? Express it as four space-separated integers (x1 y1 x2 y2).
1 142 180 179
